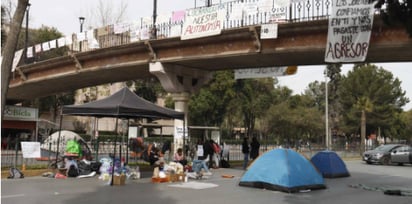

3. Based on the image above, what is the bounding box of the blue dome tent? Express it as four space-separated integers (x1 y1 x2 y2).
310 150 350 178
239 148 326 193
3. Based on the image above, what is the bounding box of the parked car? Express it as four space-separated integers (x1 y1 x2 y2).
363 144 405 165
390 145 412 165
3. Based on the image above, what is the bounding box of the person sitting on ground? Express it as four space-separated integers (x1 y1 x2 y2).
174 148 188 166
153 157 168 178
188 158 212 178
65 157 79 177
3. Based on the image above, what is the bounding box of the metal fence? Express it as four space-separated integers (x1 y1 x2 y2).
25 0 335 64
1 140 362 168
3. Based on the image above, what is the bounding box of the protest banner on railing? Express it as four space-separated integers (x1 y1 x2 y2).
21 142 41 158
181 5 226 40
325 0 376 62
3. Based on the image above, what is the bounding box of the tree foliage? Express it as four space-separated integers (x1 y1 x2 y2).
189 71 236 126
338 64 409 140
375 0 412 37
1 0 28 121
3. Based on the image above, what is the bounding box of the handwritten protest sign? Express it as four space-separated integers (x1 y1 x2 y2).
325 0 376 62
234 66 297 79
181 5 226 40
21 142 41 158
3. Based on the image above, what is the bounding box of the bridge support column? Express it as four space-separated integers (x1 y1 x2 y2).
149 62 212 153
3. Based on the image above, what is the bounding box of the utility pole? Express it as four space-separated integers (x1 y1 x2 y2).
151 0 157 39
79 17 85 51
24 3 31 64
325 67 330 150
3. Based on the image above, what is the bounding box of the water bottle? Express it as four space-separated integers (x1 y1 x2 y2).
136 166 140 179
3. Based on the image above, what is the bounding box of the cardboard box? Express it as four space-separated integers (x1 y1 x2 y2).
113 174 126 185
170 173 185 182
151 176 169 183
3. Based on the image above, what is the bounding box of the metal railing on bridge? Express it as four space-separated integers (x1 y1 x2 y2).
21 0 335 66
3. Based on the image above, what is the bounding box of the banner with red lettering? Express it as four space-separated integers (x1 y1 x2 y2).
181 5 226 40
325 0 376 63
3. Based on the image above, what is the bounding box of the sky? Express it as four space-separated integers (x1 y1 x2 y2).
5 0 411 110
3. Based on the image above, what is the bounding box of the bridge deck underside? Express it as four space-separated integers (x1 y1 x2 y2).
7 19 412 101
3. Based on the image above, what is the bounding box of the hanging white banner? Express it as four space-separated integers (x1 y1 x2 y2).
11 49 23 72
261 23 278 39
174 126 188 139
26 46 33 58
324 0 376 63
181 5 225 40
234 66 297 79
21 142 41 158
57 37 66 47
42 42 50 51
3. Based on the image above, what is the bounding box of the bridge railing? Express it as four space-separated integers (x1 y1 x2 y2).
19 0 338 66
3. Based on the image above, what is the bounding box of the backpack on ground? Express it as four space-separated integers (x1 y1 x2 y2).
220 159 230 168
78 160 92 175
67 164 79 177
8 167 24 179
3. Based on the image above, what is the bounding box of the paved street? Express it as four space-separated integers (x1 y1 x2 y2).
2 160 411 204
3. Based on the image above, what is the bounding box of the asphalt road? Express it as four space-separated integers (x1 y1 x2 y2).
2 160 411 204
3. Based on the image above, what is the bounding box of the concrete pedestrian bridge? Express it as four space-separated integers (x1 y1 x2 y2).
7 3 412 102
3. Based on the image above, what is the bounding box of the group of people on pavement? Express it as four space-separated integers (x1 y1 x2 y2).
242 136 261 170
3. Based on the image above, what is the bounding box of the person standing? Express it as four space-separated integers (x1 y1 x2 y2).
250 136 260 161
242 137 249 170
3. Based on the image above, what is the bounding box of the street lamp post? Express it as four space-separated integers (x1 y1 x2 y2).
24 3 31 64
151 0 157 39
79 17 85 51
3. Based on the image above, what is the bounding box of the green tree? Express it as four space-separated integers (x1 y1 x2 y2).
130 77 165 103
326 64 344 136
265 93 324 147
339 64 409 149
375 0 412 37
189 71 236 126
399 110 412 142
1 6 7 47
28 26 67 62
1 0 28 121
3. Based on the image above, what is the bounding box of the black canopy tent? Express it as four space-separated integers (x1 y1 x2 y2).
58 87 185 185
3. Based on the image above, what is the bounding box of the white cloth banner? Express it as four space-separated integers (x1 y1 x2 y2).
42 42 50 51
130 29 140 42
261 23 278 39
258 0 273 13
65 35 73 45
156 13 171 24
140 28 150 40
197 145 204 157
21 142 41 158
235 66 290 79
27 46 33 58
114 22 130 34
142 17 152 26
35 44 42 53
170 24 182 37
57 37 66 47
229 3 244 21
174 126 188 139
324 0 376 62
181 5 226 40
11 49 23 72
49 40 56 49
243 2 258 16
77 32 86 41
86 29 94 40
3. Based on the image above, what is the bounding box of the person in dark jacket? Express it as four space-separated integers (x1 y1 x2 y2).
250 136 260 161
242 137 249 170
203 140 215 168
